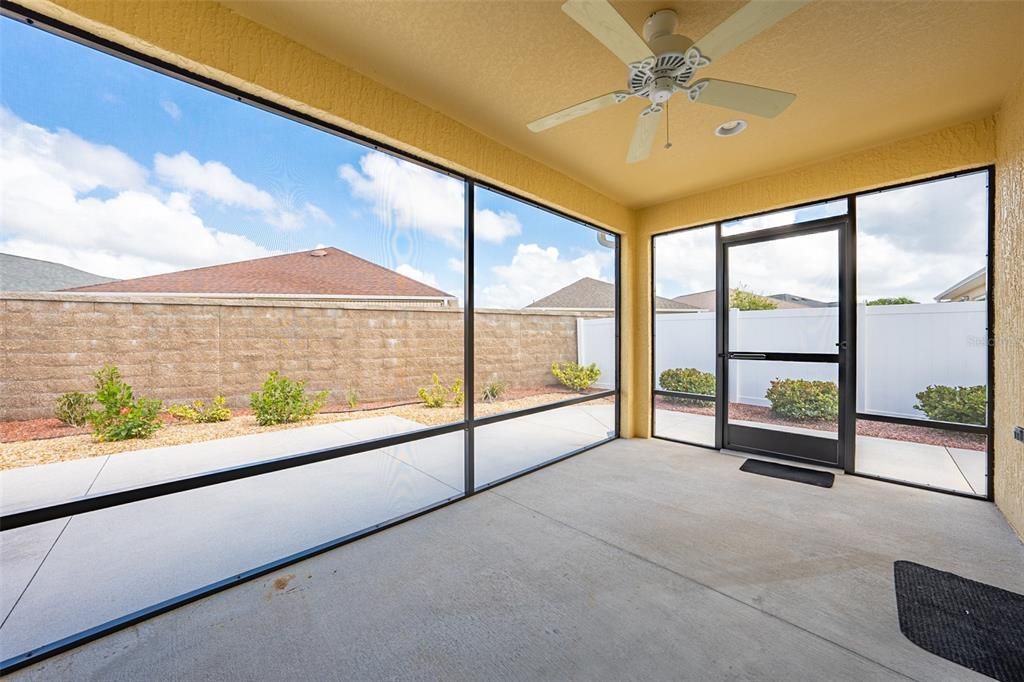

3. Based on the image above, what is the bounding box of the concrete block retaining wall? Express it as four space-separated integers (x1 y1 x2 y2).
0 294 600 421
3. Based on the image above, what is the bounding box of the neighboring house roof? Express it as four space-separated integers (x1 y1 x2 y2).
766 293 836 308
672 289 824 311
935 267 986 302
65 247 454 299
0 253 116 292
526 277 696 311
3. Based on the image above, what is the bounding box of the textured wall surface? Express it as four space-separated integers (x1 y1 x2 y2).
0 295 587 421
629 118 998 437
639 117 997 235
994 69 1024 539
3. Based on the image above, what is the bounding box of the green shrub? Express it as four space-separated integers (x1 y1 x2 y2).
765 378 838 421
54 391 94 426
87 365 163 441
658 368 715 405
914 384 986 425
482 380 508 403
250 371 328 426
866 296 917 306
730 288 778 311
346 388 359 409
168 395 232 423
551 361 601 392
417 374 463 408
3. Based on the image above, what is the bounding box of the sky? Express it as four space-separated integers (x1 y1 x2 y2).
655 172 989 304
0 17 615 308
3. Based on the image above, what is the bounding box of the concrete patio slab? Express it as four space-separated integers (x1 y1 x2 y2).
948 446 988 496
855 434 974 494
9 438 1022 681
652 409 715 445
0 457 108 516
0 404 614 661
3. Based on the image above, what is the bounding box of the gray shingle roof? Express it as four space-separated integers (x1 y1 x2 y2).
526 277 696 311
0 253 116 292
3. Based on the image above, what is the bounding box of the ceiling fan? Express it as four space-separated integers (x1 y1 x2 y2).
528 0 810 163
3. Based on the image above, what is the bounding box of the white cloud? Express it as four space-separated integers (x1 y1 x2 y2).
154 151 330 231
475 209 521 243
447 257 464 274
395 264 439 288
160 99 181 121
654 226 716 300
0 108 276 280
339 152 521 247
478 243 612 309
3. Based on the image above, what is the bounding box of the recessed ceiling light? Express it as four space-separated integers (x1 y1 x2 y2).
715 120 748 137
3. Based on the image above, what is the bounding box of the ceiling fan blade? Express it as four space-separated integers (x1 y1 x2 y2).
626 107 663 164
562 0 653 66
527 91 627 132
693 0 811 62
693 79 796 118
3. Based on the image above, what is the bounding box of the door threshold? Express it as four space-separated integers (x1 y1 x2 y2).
720 449 845 475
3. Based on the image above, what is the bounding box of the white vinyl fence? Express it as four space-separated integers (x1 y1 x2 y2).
578 302 986 418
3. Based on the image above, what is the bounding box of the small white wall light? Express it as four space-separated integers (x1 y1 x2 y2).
715 119 748 137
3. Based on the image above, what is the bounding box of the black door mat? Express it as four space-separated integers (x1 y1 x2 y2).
738 458 834 488
894 561 1024 681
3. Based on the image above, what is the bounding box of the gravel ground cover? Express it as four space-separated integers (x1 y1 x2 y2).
0 391 607 471
653 396 986 451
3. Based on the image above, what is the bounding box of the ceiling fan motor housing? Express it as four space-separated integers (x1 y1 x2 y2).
631 9 709 106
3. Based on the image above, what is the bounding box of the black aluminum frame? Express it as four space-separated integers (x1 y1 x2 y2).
719 216 849 468
650 167 995 500
0 5 623 673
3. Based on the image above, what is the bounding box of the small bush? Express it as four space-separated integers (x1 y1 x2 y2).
250 371 328 426
658 368 715 405
418 374 462 408
87 365 163 441
866 296 917 306
730 288 777 311
914 384 986 426
168 396 232 424
765 378 838 421
54 391 94 426
482 380 508 403
551 361 601 392
346 388 359 409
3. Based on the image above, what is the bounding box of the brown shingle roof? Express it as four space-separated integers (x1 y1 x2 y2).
526 277 696 311
65 247 453 298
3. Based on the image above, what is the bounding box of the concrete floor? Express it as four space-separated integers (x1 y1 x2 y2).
0 404 614 661
8 438 1022 681
654 409 988 495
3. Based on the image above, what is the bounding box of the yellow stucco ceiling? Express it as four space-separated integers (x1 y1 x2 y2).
223 0 1024 208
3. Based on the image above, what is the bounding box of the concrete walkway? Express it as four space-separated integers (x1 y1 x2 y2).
8 438 1022 681
654 409 987 495
0 404 614 662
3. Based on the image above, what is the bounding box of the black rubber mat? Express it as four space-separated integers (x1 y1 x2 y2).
738 458 834 488
894 561 1024 681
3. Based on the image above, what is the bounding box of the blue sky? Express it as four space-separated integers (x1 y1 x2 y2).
0 17 615 307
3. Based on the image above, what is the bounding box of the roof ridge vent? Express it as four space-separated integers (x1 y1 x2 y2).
310 249 328 257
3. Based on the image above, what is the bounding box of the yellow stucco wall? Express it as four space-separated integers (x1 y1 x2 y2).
630 118 998 438
994 68 1024 538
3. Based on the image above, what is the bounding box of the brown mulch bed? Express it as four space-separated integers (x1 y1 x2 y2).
0 390 612 471
0 387 595 444
654 396 986 451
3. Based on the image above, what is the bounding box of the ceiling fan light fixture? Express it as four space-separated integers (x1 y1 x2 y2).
715 119 748 137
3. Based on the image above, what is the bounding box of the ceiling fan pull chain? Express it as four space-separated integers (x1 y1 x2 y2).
663 100 671 149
